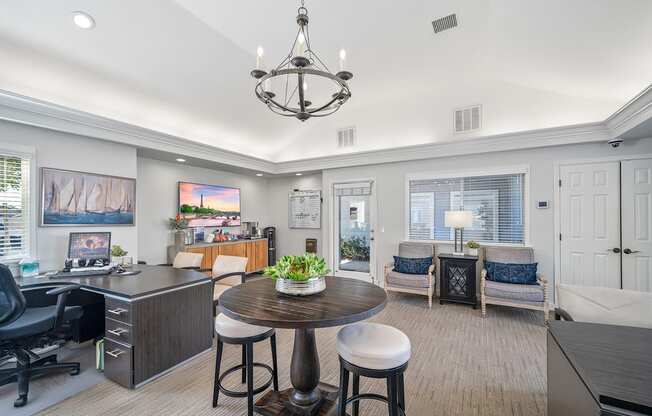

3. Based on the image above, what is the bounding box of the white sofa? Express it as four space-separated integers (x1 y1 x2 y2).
555 284 652 329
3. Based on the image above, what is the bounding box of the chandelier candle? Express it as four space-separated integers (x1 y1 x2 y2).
250 0 353 121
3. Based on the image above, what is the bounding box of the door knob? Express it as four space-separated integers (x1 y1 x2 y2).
610 248 621 254
623 248 640 255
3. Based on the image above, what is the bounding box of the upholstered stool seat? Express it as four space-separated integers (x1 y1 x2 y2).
337 323 411 370
212 314 278 416
214 313 271 339
337 323 411 416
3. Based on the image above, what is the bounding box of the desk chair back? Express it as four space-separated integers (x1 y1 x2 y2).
0 264 26 327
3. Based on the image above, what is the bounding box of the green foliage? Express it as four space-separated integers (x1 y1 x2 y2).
264 253 330 281
179 204 195 214
111 245 128 257
168 215 189 230
339 236 370 261
0 157 22 193
466 240 480 249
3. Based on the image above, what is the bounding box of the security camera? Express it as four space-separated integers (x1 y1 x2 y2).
608 138 623 148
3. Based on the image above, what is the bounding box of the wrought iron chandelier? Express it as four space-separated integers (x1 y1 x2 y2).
250 0 353 121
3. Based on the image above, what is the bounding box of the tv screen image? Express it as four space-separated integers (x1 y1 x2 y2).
178 182 241 228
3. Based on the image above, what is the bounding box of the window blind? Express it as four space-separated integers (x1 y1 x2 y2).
0 155 30 261
408 173 525 244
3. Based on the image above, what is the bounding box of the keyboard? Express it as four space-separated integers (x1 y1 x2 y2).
49 269 112 279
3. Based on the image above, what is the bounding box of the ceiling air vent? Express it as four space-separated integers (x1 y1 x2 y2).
337 126 356 148
432 14 458 34
454 105 482 133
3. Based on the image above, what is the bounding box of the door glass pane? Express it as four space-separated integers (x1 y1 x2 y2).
338 194 370 273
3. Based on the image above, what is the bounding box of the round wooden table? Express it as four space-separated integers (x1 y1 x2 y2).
219 276 387 416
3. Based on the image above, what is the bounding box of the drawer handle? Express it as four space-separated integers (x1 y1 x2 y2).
107 308 127 316
106 349 125 358
107 328 128 336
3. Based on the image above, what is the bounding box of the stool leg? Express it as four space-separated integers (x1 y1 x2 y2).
397 372 406 412
270 334 279 391
212 340 223 408
387 374 399 416
245 343 255 416
241 344 247 384
352 373 360 416
338 363 349 416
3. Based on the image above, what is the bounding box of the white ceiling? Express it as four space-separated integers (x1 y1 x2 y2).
0 0 651 162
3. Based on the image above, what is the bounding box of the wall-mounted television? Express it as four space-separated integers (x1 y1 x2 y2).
178 182 241 228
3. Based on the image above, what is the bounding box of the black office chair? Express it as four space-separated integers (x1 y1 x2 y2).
0 264 83 407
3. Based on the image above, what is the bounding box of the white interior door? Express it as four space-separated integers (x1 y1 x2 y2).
621 159 652 292
560 162 621 288
333 181 375 282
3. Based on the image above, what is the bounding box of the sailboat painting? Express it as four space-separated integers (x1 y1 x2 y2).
41 168 135 226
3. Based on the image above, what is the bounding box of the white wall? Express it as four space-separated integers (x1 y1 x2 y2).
136 157 272 265
321 137 652 289
0 120 138 271
267 174 323 258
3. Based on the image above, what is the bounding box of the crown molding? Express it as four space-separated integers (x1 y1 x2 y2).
0 90 276 173
605 84 652 139
1 85 651 175
274 122 609 173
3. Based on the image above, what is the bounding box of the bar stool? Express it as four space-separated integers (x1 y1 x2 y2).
213 313 279 416
336 323 411 416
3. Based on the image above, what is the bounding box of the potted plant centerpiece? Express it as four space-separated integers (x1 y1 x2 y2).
466 240 480 256
168 214 189 252
264 253 330 296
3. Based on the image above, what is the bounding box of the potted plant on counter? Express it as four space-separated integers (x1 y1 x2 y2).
466 240 480 256
264 253 330 296
168 214 189 252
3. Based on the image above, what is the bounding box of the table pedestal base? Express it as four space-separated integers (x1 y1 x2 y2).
255 382 347 416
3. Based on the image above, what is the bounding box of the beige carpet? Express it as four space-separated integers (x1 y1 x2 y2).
38 293 547 416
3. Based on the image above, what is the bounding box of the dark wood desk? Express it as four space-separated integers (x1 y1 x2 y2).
18 265 213 389
219 276 387 416
547 321 652 416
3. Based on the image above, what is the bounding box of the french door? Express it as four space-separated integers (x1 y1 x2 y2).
332 181 375 282
560 158 652 291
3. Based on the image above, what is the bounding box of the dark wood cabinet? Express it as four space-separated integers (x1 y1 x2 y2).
438 254 478 308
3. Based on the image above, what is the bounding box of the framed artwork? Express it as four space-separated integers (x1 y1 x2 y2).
40 167 136 226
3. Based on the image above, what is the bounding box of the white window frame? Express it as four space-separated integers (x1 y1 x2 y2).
0 143 37 263
404 165 530 247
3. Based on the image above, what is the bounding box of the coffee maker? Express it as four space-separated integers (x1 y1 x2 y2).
241 221 259 239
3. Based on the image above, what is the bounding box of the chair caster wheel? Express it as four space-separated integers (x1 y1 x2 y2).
14 395 27 407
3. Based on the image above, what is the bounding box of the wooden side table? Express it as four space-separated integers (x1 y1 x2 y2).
438 254 478 308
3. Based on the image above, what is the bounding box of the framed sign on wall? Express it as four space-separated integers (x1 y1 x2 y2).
289 190 321 229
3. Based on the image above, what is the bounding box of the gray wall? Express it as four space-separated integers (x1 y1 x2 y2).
136 157 272 265
266 174 323 258
321 137 652 288
0 120 138 271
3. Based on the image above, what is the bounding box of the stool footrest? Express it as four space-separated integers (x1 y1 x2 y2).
217 362 274 398
344 393 407 416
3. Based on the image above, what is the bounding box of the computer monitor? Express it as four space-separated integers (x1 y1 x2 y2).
68 232 111 260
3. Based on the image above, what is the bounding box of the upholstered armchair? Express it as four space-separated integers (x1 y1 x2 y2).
384 242 436 308
480 247 549 323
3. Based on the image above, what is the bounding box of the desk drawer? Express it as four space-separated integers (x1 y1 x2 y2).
104 339 133 388
105 318 133 346
105 298 132 324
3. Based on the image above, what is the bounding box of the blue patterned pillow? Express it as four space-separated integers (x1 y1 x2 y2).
393 256 432 275
484 261 538 285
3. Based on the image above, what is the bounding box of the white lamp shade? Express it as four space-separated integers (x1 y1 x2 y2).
445 210 473 229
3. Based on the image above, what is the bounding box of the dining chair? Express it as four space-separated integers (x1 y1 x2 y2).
211 255 248 311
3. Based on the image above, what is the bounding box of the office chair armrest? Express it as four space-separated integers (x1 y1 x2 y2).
46 284 81 329
213 271 246 285
46 284 81 296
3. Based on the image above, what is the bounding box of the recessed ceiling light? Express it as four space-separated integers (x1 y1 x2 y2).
72 11 95 30
256 173 264 177
295 173 303 176
175 158 186 163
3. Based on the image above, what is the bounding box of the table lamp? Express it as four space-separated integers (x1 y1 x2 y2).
445 210 473 255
